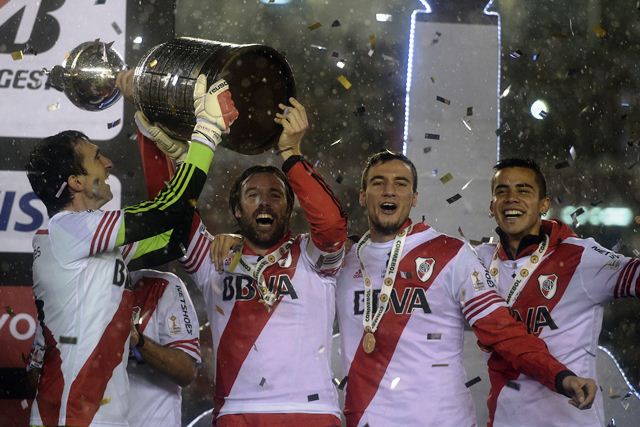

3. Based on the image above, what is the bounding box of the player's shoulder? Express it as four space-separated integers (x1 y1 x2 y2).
475 242 497 260
411 226 466 253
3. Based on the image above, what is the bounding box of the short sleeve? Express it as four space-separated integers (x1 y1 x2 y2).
156 275 201 363
50 210 123 263
451 244 508 326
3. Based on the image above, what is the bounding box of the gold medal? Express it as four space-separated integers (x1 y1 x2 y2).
380 293 389 302
383 277 393 286
531 255 539 263
490 267 498 276
363 332 376 354
267 255 276 263
520 269 529 277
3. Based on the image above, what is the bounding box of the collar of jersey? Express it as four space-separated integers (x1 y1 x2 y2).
495 219 576 260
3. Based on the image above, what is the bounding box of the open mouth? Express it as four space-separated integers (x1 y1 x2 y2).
255 213 275 227
380 202 397 214
503 209 524 218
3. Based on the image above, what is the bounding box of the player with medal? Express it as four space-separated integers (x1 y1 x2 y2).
335 150 598 427
137 98 347 426
475 158 640 427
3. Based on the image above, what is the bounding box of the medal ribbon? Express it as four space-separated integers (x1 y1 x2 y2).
356 224 413 334
489 234 549 304
236 238 295 309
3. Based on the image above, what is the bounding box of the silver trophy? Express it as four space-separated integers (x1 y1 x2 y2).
47 38 296 155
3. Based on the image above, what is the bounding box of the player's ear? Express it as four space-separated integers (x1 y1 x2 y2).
489 200 495 217
67 174 83 192
411 191 418 208
359 189 366 207
234 206 241 219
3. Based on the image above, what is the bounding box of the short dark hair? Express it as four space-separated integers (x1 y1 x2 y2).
229 165 295 217
492 158 547 198
26 130 89 217
361 150 418 192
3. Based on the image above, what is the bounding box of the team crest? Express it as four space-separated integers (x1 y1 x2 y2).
538 274 558 300
415 257 435 282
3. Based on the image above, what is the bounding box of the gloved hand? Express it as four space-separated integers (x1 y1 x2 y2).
192 74 239 150
135 111 188 164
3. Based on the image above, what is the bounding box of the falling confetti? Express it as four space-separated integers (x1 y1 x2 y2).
569 146 576 160
216 305 225 315
354 105 366 116
461 179 473 191
60 336 78 344
446 194 462 204
111 22 122 34
495 122 510 136
466 106 473 116
107 119 121 129
593 24 607 38
259 377 266 387
432 364 449 367
430 76 435 83
506 381 521 391
439 173 453 184
390 377 401 389
333 376 348 390
465 377 482 388
424 133 440 140
423 147 432 154
436 96 451 105
331 51 339 58
337 75 352 90
5 306 15 317
532 52 540 61
330 138 342 146
500 85 511 98
307 393 320 401
317 345 325 354
100 397 111 405
149 59 158 68
335 176 343 184
509 49 523 59
462 119 472 131
308 22 322 31
376 14 393 22
95 0 106 4
21 399 28 410
368 34 376 48
47 102 61 112
331 19 341 27
310 44 327 51
427 333 442 340
591 200 603 207
11 50 24 61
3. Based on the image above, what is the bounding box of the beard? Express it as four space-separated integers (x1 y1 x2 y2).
368 214 405 238
236 211 289 249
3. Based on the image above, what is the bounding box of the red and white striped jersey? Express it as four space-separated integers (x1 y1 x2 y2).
127 270 201 427
337 222 570 427
476 220 640 427
30 210 132 427
181 227 343 418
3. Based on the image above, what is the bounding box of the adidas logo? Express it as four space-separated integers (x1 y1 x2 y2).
353 269 362 279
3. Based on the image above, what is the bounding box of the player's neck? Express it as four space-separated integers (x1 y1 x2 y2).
66 195 102 213
504 223 542 257
368 229 396 243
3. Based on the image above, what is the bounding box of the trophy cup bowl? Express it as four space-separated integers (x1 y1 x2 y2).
48 38 296 155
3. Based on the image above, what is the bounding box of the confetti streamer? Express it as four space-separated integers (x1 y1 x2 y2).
111 22 122 34
436 96 451 105
60 336 78 344
439 173 453 184
330 138 342 146
446 194 462 204
506 381 520 391
424 133 440 140
465 377 482 388
461 179 473 190
308 22 322 31
337 75 351 90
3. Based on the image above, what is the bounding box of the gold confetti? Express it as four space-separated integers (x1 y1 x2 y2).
149 59 158 68
11 50 24 61
188 198 197 208
47 102 61 112
439 173 453 184
593 25 606 38
307 22 322 31
337 75 352 90
368 34 376 48
216 305 225 315
100 397 111 405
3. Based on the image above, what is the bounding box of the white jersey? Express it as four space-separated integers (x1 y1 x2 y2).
476 220 640 427
127 269 201 427
180 224 343 419
30 210 132 427
336 222 509 427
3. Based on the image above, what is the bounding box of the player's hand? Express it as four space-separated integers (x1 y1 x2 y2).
135 111 188 164
116 69 135 102
561 376 597 409
274 97 307 159
129 322 141 348
210 233 244 273
192 75 239 151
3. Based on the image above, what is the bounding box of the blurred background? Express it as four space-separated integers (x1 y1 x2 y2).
1 0 639 425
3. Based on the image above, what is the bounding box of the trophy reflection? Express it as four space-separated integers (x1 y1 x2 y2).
47 38 296 155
